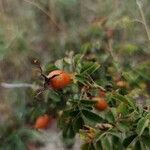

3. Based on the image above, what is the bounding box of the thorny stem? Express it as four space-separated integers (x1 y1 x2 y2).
41 73 49 81
32 59 49 81
136 0 150 42
35 87 47 98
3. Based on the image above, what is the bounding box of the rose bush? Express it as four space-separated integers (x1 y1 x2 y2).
28 49 150 150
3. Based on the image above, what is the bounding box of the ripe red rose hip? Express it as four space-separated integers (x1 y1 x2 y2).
92 97 108 111
35 114 52 129
47 70 72 90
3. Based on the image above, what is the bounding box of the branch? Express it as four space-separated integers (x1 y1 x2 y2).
136 0 150 42
0 82 39 90
23 0 60 31
108 39 116 61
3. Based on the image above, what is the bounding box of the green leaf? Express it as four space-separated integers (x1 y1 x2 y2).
123 134 137 148
102 136 111 150
113 93 136 109
80 61 100 75
135 70 150 81
136 118 149 136
68 99 79 104
89 143 96 150
74 54 83 73
55 59 64 69
135 140 142 150
30 106 46 123
15 135 26 150
95 140 103 150
119 43 139 55
83 106 93 110
73 116 84 132
74 54 82 63
5 133 27 150
82 109 104 125
142 135 150 149
107 131 121 139
44 63 58 74
105 110 115 122
118 88 128 95
80 43 92 54
62 109 79 119
88 26 103 38
69 110 80 117
80 99 97 106
145 113 150 120
81 143 90 150
63 125 75 139
122 71 139 86
117 122 130 132
48 90 61 102
76 75 87 85
110 108 117 119
112 136 122 150
117 102 129 115
18 128 41 141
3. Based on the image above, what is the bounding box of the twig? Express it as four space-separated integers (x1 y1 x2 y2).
35 87 47 98
23 0 60 30
0 82 38 90
107 39 117 62
136 0 150 42
132 19 145 25
107 39 122 73
87 75 106 91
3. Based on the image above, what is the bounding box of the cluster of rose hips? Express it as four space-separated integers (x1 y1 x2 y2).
34 70 72 129
33 60 109 129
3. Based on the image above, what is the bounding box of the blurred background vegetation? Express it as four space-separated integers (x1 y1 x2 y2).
0 0 149 149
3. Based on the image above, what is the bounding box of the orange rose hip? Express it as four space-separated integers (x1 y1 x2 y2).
35 114 51 129
92 97 108 111
47 70 72 90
